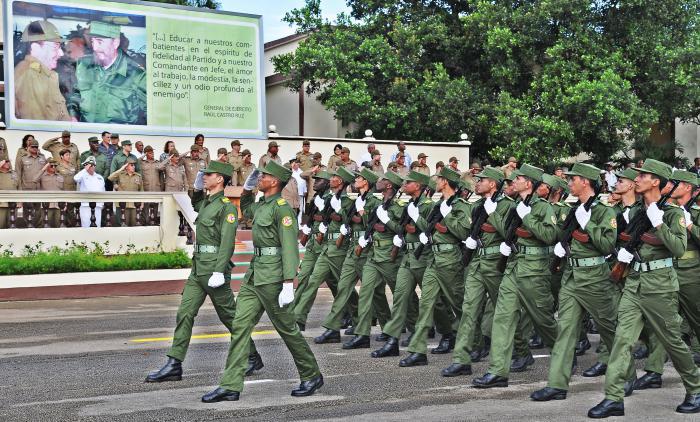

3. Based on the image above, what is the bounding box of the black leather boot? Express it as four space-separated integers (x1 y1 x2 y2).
400 332 414 347
428 326 436 339
632 344 648 359
530 387 567 401
145 357 182 382
342 335 370 349
587 399 624 418
624 376 637 397
314 329 341 344
441 363 472 377
371 337 399 358
399 352 427 367
245 352 264 376
633 371 662 390
472 372 508 388
291 374 324 397
510 353 535 372
431 333 455 354
375 332 390 342
340 315 352 329
676 393 700 414
528 334 544 349
575 337 591 356
344 326 355 336
202 387 240 403
582 362 607 377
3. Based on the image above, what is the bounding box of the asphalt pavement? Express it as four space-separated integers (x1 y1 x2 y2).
0 289 697 421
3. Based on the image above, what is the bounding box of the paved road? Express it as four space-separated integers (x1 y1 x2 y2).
0 290 696 421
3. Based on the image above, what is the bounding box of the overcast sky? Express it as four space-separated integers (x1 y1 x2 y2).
218 0 350 42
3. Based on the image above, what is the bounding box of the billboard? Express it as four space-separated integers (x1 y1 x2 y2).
3 0 266 137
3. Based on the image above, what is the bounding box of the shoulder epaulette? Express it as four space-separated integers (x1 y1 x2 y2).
277 198 287 206
423 198 434 204
557 201 572 208
396 199 407 206
691 204 700 210
221 197 230 203
664 203 679 209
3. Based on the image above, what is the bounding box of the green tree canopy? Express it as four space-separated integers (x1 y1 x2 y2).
273 0 700 166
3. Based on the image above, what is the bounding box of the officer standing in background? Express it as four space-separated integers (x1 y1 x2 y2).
34 158 64 228
227 140 243 176
43 131 80 168
158 152 187 192
296 140 314 171
588 159 700 417
139 145 162 223
203 161 323 402
237 149 255 187
82 137 109 180
146 161 262 383
193 134 210 165
0 138 9 162
110 140 141 175
0 159 19 228
413 153 430 176
182 145 207 198
57 148 78 226
108 158 144 227
17 138 46 227
258 141 282 169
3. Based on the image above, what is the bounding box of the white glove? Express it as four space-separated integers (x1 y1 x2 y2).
319 222 328 234
243 169 260 190
314 195 326 211
622 208 630 224
358 235 369 248
330 195 342 213
617 247 634 264
278 282 294 307
355 195 366 212
392 235 403 248
419 232 429 245
516 202 531 219
376 206 390 224
340 224 349 236
464 237 478 250
646 202 664 228
484 197 497 215
440 201 452 218
575 204 592 230
300 224 312 235
208 272 225 288
193 170 204 190
407 202 420 222
554 242 566 258
683 210 692 228
499 242 512 257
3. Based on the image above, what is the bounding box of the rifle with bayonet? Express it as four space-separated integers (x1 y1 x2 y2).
682 186 700 249
496 181 542 273
463 181 505 267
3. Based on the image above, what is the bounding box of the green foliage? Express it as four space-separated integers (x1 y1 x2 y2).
273 0 700 167
0 242 191 276
147 0 220 10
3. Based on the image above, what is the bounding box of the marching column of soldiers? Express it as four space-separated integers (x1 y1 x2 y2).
143 157 700 417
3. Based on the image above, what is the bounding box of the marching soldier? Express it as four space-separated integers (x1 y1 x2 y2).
258 141 282 169
314 168 379 344
530 164 622 401
398 167 471 366
108 158 144 227
17 138 47 226
588 159 700 417
442 167 519 376
371 171 441 357
34 158 64 228
204 161 323 402
472 164 558 387
181 145 207 198
0 160 19 228
296 140 314 171
43 131 80 168
146 161 262 384
158 152 187 192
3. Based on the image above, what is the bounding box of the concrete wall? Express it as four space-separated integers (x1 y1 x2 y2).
676 119 699 160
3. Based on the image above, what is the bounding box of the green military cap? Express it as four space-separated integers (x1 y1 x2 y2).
89 21 120 39
121 140 132 146
88 136 99 143
202 160 233 177
417 152 428 159
313 170 332 180
335 167 356 184
553 176 569 192
144 145 154 152
241 149 252 156
27 139 39 147
633 158 672 180
615 168 637 181
260 160 291 182
383 171 404 189
518 163 544 182
126 158 137 165
670 169 699 186
82 156 96 166
190 144 202 151
47 157 59 165
231 139 241 146
428 179 437 192
21 20 63 43
541 174 560 188
405 170 430 186
61 130 71 136
268 140 279 148
459 179 474 192
508 169 522 181
358 168 379 184
475 166 505 182
110 133 120 139
438 167 461 183
564 162 601 181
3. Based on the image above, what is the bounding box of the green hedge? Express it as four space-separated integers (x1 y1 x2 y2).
0 242 191 275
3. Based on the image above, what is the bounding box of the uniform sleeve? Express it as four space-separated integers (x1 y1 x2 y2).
522 200 558 244
109 156 119 175
241 191 261 220
489 200 515 238
339 195 354 220
415 200 433 232
278 205 299 281
215 204 238 273
42 138 58 153
689 209 700 246
384 202 405 233
584 206 617 255
655 207 687 258
107 169 122 182
442 200 470 240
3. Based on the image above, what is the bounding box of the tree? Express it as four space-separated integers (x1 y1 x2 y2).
273 0 700 166
149 0 220 10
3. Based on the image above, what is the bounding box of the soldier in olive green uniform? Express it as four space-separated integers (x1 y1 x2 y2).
158 153 187 192
80 137 109 180
110 140 141 175
34 158 64 227
0 160 19 228
68 21 146 124
146 161 261 383
17 139 47 227
588 160 700 417
227 140 243 183
630 171 700 393
399 167 472 366
258 141 282 169
108 158 144 226
530 163 624 401
182 145 207 198
473 164 559 387
296 140 314 171
204 161 323 403
314 168 381 343
371 170 439 357
139 145 162 223
442 167 521 376
293 168 357 328
43 131 80 168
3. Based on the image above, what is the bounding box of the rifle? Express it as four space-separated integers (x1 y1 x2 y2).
355 185 401 256
299 190 325 246
682 187 700 249
413 187 465 259
495 181 542 273
609 181 680 283
336 189 371 247
390 188 426 261
549 182 602 273
462 181 505 267
316 181 349 244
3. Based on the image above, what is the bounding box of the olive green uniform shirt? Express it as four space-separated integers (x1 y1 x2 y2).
34 171 64 208
42 138 80 168
140 158 162 191
57 163 77 191
157 161 187 192
108 169 144 208
191 190 238 276
181 156 206 189
17 153 47 190
110 151 141 175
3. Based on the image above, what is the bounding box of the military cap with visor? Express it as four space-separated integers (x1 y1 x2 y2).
632 158 673 180
438 167 461 184
121 140 132 146
358 168 380 184
405 170 430 186
260 160 291 183
671 169 699 187
615 168 638 181
383 171 404 189
202 160 233 178
475 166 505 183
21 20 63 43
89 21 120 39
334 167 356 184
313 170 332 181
518 163 544 182
88 136 99 143
564 162 602 182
